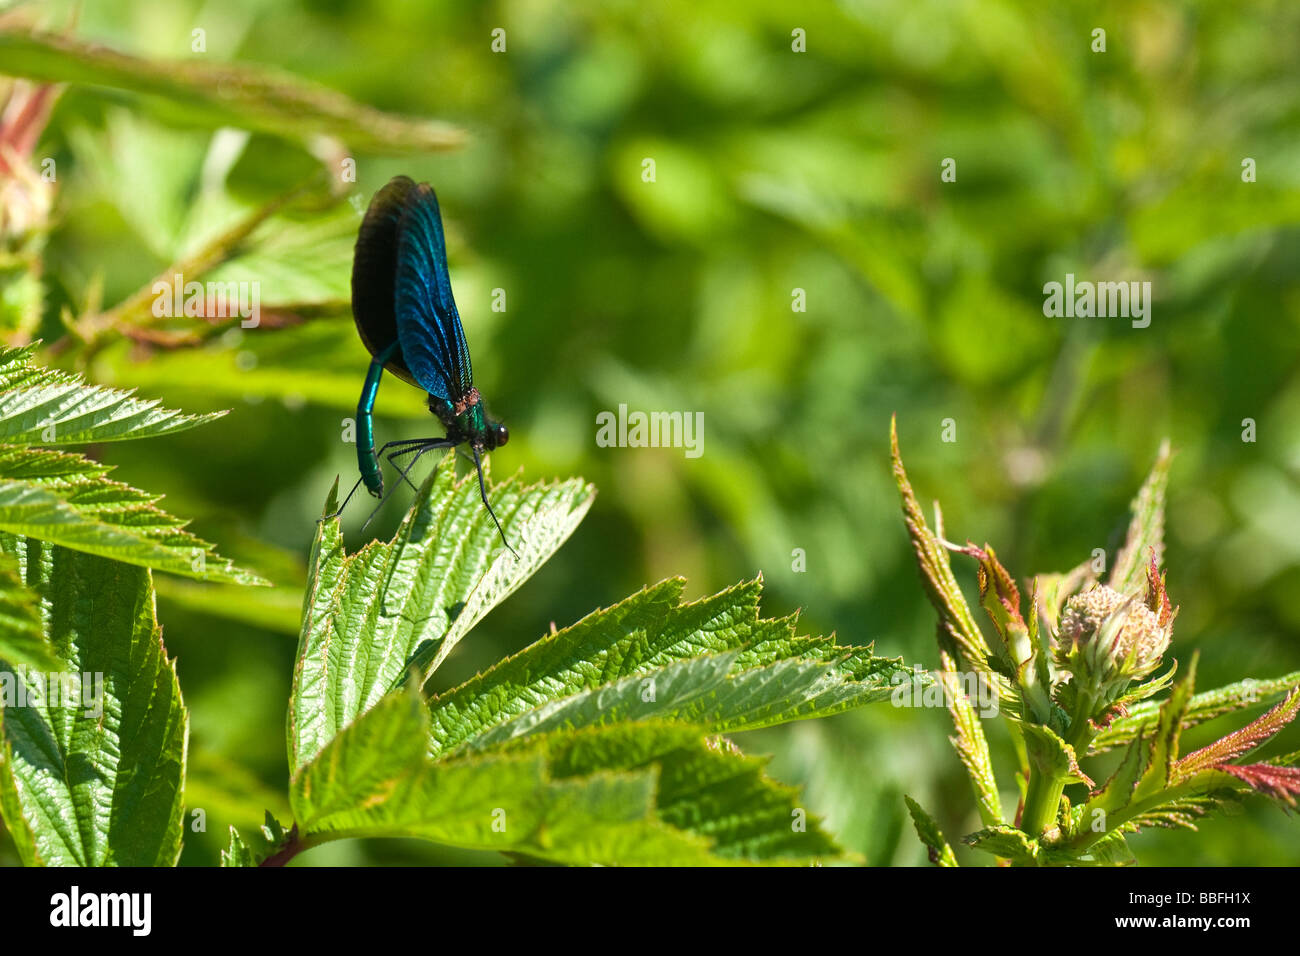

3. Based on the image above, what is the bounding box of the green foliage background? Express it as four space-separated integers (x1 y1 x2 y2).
3 0 1298 864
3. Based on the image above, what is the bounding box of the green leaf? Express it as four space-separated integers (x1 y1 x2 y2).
218 811 296 867
0 549 59 670
937 652 1003 826
1042 828 1137 866
963 542 1023 670
0 343 225 444
1106 663 1180 723
427 578 687 755
1266 749 1300 768
890 419 1007 701
0 345 265 585
1093 669 1300 753
292 679 430 830
1020 584 1056 725
292 684 841 865
200 203 356 309
445 647 902 754
428 576 907 758
0 542 187 866
528 721 841 862
1120 794 1228 833
0 29 465 154
1109 440 1172 594
259 811 291 850
1132 653 1198 801
1087 830 1137 866
1065 658 1292 852
0 449 265 585
221 827 256 868
964 825 1039 865
1085 728 1149 819
1173 689 1300 781
72 140 357 337
289 466 594 773
427 579 907 758
449 651 734 745
64 110 211 263
904 795 958 866
960 542 1047 721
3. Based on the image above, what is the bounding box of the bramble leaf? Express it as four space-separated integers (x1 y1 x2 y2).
1132 654 1198 801
0 540 186 866
1215 763 1300 806
905 795 958 867
221 828 256 868
890 418 1007 703
291 683 842 865
965 825 1038 865
0 343 225 443
1093 669 1300 753
427 576 909 759
1109 441 1172 594
1085 728 1148 818
937 651 1003 827
1174 688 1300 776
289 465 594 773
0 345 264 585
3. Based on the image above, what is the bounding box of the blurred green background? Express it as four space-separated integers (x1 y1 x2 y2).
2 0 1298 865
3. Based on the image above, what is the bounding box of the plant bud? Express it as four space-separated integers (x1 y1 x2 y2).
1055 584 1171 699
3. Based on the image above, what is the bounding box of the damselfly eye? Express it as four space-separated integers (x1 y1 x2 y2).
495 423 509 447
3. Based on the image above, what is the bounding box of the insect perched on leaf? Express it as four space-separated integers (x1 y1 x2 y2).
328 175 516 556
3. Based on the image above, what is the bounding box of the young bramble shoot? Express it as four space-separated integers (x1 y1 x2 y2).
330 175 516 557
892 418 1300 866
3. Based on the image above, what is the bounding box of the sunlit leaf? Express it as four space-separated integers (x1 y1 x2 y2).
429 577 908 758
289 466 594 773
291 683 841 865
0 346 265 584
0 542 186 866
904 795 958 867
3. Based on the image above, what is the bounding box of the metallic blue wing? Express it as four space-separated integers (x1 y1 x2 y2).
393 184 474 403
351 175 421 387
